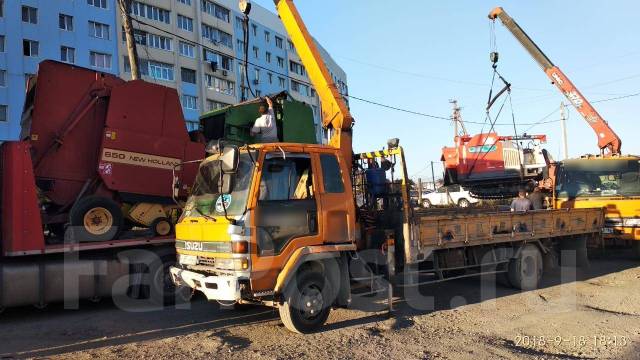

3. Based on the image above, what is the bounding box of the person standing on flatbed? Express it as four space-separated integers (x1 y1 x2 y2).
251 97 279 143
510 190 533 212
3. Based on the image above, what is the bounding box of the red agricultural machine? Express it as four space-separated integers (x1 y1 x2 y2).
0 61 203 309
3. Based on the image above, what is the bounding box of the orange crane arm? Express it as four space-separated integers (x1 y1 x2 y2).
489 7 621 155
274 0 355 163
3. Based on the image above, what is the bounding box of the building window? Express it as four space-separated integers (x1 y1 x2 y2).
266 52 271 63
236 39 245 50
291 80 300 92
278 77 286 88
204 49 232 70
201 24 233 48
268 72 273 84
206 99 230 111
89 21 110 40
87 0 107 9
288 40 294 50
148 61 174 81
130 2 170 24
252 46 259 59
179 41 195 58
240 86 249 100
275 36 283 49
0 69 5 87
121 28 147 45
0 1 3 17
0 105 6 122
178 0 191 5
148 33 172 51
201 0 230 23
251 24 257 37
23 40 39 57
277 57 284 68
90 51 111 69
235 16 243 31
181 95 198 110
254 68 260 83
59 14 73 31
0 36 4 53
264 31 270 43
255 90 261 97
181 67 196 84
290 61 305 76
60 46 75 63
177 15 193 32
22 6 37 24
205 74 235 96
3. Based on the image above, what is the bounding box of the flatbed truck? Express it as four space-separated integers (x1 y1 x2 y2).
170 0 604 333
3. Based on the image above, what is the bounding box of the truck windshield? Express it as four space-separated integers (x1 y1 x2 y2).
183 152 256 218
556 159 640 198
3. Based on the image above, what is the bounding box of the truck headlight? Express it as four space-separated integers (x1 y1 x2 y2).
623 218 640 227
215 258 249 271
178 254 197 266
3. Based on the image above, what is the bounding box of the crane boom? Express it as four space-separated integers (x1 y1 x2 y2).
489 7 621 155
274 0 355 164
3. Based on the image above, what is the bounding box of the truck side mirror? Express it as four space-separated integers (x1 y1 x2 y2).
220 173 235 194
221 145 239 174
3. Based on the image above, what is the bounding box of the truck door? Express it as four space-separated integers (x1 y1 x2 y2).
251 152 321 290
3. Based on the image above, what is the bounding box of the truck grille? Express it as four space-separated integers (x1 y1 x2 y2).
605 218 623 227
197 256 216 266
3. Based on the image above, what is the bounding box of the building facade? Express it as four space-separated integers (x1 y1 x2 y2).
0 0 119 140
0 0 348 142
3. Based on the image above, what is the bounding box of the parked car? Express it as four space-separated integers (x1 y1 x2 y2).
422 185 478 208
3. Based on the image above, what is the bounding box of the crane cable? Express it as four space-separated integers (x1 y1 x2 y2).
241 14 255 100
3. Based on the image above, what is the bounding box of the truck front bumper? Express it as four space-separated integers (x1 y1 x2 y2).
169 267 241 302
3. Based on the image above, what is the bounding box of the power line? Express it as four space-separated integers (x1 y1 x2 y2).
592 91 640 103
130 17 636 128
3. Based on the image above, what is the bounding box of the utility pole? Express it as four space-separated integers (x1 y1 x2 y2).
118 0 140 80
560 102 569 160
430 161 436 190
449 99 467 138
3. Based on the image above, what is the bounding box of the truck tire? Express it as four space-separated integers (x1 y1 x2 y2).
458 198 471 208
69 196 123 242
422 199 432 208
278 270 331 334
508 244 543 291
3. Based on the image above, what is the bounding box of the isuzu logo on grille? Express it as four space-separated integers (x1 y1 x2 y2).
184 241 204 251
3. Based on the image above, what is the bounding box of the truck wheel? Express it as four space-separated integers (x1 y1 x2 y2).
458 198 471 208
150 257 192 306
69 196 123 242
422 199 432 208
151 217 173 236
278 271 331 334
508 244 543 291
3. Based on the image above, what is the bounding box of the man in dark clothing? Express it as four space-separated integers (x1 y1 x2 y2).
528 187 545 210
510 190 533 212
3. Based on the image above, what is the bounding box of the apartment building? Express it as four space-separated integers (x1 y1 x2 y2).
0 0 119 140
0 0 348 141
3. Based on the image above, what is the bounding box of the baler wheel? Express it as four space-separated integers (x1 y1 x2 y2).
69 196 123 242
151 217 173 236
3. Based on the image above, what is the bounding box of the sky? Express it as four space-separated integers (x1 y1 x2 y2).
250 0 640 180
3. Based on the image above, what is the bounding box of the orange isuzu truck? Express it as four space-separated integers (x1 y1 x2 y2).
170 0 604 333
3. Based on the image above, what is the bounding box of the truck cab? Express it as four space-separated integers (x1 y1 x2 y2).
170 143 357 320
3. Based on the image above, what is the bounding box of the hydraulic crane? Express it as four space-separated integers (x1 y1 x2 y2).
274 0 355 165
490 7 640 252
489 7 621 156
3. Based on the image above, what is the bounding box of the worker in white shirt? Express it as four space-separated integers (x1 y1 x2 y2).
250 97 279 143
